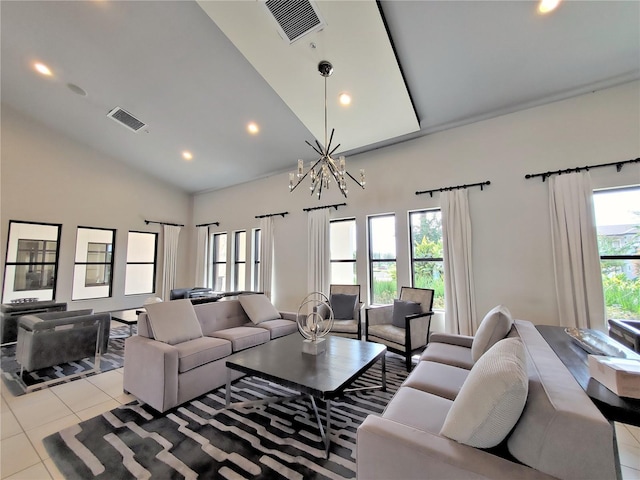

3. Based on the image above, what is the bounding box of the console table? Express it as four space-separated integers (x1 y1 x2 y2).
536 325 640 427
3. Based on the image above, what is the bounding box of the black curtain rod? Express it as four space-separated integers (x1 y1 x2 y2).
195 221 220 228
303 202 346 212
416 181 491 197
525 157 640 182
255 211 289 219
144 220 185 227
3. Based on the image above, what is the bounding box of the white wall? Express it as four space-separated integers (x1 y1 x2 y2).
193 81 640 329
0 105 193 312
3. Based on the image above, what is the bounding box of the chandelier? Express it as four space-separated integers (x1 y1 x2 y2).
288 60 365 200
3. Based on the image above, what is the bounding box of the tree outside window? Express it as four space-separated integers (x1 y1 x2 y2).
409 210 444 309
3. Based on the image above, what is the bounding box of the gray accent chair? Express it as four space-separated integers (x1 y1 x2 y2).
16 310 111 372
328 284 363 339
365 287 435 371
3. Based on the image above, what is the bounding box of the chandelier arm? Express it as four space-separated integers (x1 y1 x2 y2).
325 158 349 198
305 140 323 156
291 156 325 193
345 170 366 189
327 128 335 154
315 139 325 155
328 143 342 157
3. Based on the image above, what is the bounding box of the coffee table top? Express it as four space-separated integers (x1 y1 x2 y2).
226 334 386 400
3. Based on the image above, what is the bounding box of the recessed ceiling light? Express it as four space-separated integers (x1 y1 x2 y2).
339 93 352 106
182 151 193 161
538 0 561 14
247 122 259 134
34 62 52 76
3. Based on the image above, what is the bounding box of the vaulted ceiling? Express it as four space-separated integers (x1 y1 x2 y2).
2 1 638 193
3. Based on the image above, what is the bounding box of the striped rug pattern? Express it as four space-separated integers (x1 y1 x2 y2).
44 353 408 479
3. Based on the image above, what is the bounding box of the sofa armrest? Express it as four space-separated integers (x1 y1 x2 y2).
429 332 474 348
123 336 179 413
357 416 552 480
407 311 433 350
279 311 297 322
366 305 393 326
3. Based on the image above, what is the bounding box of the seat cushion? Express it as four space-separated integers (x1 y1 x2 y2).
239 294 281 325
403 361 469 400
330 293 358 320
383 386 453 434
332 319 359 334
145 299 203 345
420 342 474 370
174 336 232 373
210 326 270 351
368 324 406 346
391 299 423 328
250 319 297 339
440 338 528 448
471 304 514 362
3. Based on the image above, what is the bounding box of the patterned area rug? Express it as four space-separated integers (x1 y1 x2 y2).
43 353 407 479
0 326 128 396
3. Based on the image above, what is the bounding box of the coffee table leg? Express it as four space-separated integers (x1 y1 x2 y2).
381 355 387 392
225 369 232 407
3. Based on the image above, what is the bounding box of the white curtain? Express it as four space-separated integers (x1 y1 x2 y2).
259 217 274 299
194 226 209 287
442 189 477 335
307 209 330 295
161 224 181 302
549 171 605 329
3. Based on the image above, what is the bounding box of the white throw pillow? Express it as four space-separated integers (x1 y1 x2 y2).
145 299 203 345
440 337 528 448
239 294 282 324
471 305 514 362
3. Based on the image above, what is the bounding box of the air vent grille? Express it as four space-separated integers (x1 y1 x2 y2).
264 0 326 44
106 107 146 132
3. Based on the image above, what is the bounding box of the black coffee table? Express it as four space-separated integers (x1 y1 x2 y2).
225 334 387 457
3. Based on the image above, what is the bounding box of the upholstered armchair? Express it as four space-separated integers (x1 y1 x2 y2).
16 310 111 374
365 287 434 371
328 284 363 339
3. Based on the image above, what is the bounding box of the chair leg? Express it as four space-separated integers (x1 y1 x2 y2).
405 352 413 372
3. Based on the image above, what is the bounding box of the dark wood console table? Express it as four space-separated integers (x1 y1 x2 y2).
537 325 640 427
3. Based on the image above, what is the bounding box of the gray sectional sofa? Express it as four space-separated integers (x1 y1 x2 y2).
357 317 618 480
123 296 297 413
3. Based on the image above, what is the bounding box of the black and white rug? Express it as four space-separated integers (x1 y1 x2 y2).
0 326 128 396
43 354 407 480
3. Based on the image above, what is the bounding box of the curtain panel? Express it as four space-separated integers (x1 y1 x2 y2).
307 209 330 295
441 189 477 335
549 171 605 328
259 217 274 299
161 224 181 302
194 226 209 287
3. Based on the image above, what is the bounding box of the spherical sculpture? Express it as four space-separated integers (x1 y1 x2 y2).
296 292 334 352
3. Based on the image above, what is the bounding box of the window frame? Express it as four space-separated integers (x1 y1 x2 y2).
409 209 444 308
252 228 261 292
330 217 357 285
233 230 247 291
367 213 397 305
124 230 158 296
211 232 228 291
72 226 116 300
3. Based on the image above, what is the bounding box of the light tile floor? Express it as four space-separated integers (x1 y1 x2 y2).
1 369 640 479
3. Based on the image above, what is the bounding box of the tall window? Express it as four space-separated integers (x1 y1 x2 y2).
233 231 246 291
252 229 261 291
211 233 227 291
125 231 158 296
368 214 397 305
409 210 444 309
593 186 640 320
73 227 115 300
330 218 357 284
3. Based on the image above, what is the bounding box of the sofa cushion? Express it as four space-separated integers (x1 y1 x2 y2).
331 319 359 334
174 336 232 373
330 293 358 320
239 294 281 325
145 299 203 345
420 342 474 370
249 319 297 339
391 299 423 328
471 305 513 362
210 326 270 351
440 337 528 448
403 361 470 400
383 386 454 434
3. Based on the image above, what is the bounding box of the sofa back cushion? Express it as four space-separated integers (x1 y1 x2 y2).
145 299 203 345
194 300 251 335
471 305 514 362
239 294 281 325
440 337 528 448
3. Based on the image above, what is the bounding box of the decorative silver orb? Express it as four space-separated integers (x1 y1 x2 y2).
296 292 334 342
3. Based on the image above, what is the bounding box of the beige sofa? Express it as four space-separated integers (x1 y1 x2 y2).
357 319 618 480
123 297 297 413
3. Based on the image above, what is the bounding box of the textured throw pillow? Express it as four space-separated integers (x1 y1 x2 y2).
239 294 281 324
391 299 423 328
330 294 358 320
471 305 514 362
440 337 528 448
145 299 203 345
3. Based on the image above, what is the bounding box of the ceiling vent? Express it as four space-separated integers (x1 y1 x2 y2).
264 0 326 44
106 107 146 133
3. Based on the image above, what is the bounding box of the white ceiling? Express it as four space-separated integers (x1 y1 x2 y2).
1 1 638 194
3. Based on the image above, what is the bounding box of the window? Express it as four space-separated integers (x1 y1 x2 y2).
233 231 247 290
330 218 357 284
211 232 227 291
72 227 115 300
125 231 158 296
409 210 444 309
2 220 61 302
368 214 397 305
593 186 640 320
252 228 261 291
